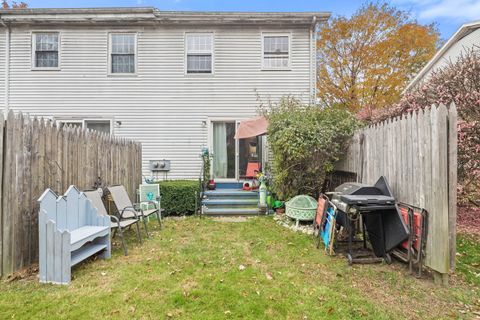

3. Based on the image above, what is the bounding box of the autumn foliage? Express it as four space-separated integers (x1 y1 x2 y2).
362 47 480 206
1 0 27 9
316 3 439 113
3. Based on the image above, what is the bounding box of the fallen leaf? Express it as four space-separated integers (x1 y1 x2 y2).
238 265 246 271
265 272 273 280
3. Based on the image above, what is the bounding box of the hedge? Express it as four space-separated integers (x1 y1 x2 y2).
157 180 199 216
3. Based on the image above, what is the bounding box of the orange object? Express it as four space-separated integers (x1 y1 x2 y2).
245 162 261 178
316 196 328 226
399 206 423 251
234 116 268 139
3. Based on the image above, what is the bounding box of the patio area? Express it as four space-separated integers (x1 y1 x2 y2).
1 217 478 319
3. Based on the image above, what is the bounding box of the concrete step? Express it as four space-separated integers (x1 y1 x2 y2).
203 207 260 216
204 189 258 199
214 182 244 189
202 198 259 207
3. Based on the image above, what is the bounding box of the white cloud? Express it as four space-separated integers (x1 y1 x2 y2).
393 0 480 21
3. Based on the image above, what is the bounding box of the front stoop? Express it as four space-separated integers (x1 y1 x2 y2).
202 183 261 216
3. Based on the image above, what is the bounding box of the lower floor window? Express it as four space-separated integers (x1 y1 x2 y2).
58 119 112 134
85 120 111 134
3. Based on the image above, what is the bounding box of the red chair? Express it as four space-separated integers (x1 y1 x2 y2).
241 162 261 190
245 162 261 179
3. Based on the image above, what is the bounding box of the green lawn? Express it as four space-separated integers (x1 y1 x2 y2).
456 233 480 288
0 217 478 319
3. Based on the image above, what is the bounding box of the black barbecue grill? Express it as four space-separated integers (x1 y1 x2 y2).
330 176 409 265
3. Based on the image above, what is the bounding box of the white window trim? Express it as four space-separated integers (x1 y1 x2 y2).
56 118 114 135
184 32 215 76
107 32 138 77
261 32 292 71
31 31 61 71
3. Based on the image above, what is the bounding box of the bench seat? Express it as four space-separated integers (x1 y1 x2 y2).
70 226 110 251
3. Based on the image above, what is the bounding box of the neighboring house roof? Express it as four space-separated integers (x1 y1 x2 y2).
0 7 330 27
405 20 480 92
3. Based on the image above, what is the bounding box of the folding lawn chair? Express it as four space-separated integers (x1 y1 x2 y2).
84 188 142 256
107 185 162 238
313 194 330 249
313 194 337 255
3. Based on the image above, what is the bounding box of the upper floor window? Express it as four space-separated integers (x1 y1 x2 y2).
186 33 213 74
32 32 59 69
262 34 290 70
109 33 136 74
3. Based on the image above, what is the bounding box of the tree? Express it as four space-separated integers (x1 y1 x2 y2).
316 2 439 114
2 0 27 9
362 47 480 206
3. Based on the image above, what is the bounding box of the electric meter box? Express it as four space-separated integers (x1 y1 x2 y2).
149 159 171 172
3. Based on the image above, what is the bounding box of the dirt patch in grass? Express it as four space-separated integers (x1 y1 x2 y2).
457 206 480 235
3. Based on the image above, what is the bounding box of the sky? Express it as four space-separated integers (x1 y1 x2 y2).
24 0 480 40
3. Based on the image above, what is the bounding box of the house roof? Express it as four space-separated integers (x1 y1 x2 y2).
0 7 330 27
405 20 480 92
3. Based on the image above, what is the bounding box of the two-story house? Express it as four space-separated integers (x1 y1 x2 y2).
0 7 329 180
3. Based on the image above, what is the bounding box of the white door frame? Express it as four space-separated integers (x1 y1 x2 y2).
207 118 241 182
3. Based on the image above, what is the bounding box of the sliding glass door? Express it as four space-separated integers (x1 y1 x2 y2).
212 122 236 179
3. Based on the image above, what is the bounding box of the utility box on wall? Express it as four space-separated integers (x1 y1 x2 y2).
149 159 170 172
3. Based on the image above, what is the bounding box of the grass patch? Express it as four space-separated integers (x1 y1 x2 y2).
456 233 480 287
0 217 478 319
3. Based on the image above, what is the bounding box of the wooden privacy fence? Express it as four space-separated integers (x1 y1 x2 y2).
0 111 142 278
336 103 457 284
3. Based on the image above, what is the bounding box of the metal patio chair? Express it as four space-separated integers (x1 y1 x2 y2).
106 185 162 238
84 188 142 256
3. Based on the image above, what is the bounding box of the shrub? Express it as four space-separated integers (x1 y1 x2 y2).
157 180 199 216
264 97 360 200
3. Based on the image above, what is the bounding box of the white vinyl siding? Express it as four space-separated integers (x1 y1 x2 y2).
185 33 213 73
2 25 313 179
109 33 136 74
32 32 59 69
262 33 290 70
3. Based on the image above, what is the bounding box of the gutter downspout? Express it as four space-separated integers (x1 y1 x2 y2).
0 18 10 115
310 16 317 105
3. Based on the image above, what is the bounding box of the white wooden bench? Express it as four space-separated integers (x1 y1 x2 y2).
38 185 111 285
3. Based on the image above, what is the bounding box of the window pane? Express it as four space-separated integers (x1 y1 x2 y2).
36 51 58 68
85 121 110 134
60 122 82 129
35 33 58 51
264 36 289 54
187 55 212 73
112 54 135 73
263 56 289 69
111 34 135 54
186 34 212 53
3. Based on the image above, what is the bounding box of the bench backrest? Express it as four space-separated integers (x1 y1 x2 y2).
107 185 134 211
38 185 98 231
